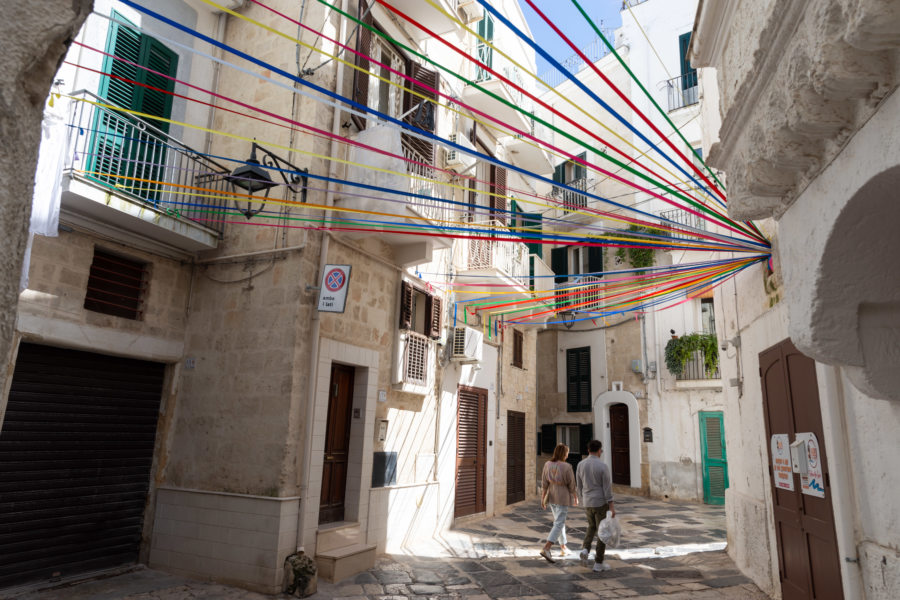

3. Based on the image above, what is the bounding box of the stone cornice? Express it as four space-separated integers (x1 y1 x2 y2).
689 0 737 68
697 0 900 220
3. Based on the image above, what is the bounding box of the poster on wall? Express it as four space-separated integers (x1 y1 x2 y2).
770 434 794 491
796 432 826 498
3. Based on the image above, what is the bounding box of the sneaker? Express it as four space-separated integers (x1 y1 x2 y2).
539 548 556 563
579 549 590 567
592 561 611 572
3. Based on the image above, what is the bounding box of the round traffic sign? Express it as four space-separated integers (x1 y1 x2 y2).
325 268 346 292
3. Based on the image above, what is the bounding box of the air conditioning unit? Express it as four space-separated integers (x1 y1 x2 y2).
457 0 482 24
451 326 483 362
445 133 477 171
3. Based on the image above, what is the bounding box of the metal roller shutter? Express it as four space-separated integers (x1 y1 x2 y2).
0 343 165 589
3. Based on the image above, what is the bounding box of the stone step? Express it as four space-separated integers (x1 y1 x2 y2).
316 521 362 553
315 542 376 583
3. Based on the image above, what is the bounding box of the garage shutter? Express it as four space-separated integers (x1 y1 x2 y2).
506 411 525 505
0 343 165 588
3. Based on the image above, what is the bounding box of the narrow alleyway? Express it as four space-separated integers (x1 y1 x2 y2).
13 495 768 599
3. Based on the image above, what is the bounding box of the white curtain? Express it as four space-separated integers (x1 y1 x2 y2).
20 97 67 291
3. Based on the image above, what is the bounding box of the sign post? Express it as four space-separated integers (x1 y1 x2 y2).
317 264 351 313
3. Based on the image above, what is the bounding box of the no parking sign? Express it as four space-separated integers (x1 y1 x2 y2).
317 264 351 313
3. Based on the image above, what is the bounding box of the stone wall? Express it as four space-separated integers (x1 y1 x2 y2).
0 0 91 421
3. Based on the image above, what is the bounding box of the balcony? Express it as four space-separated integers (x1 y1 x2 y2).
551 177 589 214
61 91 226 258
502 116 554 175
659 207 707 239
453 221 531 297
338 125 453 265
665 72 699 112
372 1 475 42
462 59 534 136
556 275 604 312
675 350 722 390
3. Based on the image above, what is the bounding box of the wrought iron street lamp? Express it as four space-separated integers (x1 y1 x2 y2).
225 142 309 219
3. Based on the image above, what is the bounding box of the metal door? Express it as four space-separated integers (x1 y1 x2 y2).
760 338 843 600
0 343 165 588
319 364 354 524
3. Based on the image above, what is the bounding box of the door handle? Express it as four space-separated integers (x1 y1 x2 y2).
326 455 334 460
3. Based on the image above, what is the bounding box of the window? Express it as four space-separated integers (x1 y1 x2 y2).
557 425 580 451
701 298 716 335
552 152 588 211
489 163 508 225
352 2 439 168
399 280 442 338
89 13 178 200
678 32 697 90
692 147 704 170
566 346 591 412
84 248 147 320
550 245 604 282
512 330 524 368
475 11 494 82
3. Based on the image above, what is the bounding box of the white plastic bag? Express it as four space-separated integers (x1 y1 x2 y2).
597 510 621 547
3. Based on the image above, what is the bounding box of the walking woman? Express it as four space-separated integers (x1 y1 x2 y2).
539 443 578 563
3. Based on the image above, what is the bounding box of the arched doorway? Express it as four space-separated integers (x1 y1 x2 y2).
609 403 630 485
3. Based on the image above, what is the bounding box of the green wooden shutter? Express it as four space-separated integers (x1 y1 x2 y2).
700 411 729 505
679 32 697 89
587 246 604 275
566 347 591 412
572 151 587 181
521 212 543 258
551 246 567 284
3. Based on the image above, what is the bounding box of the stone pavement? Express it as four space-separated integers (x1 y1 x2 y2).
13 494 769 599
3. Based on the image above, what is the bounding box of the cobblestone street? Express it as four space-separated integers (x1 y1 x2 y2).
15 494 768 599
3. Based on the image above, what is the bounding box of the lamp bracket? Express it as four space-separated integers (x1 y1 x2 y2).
250 142 309 196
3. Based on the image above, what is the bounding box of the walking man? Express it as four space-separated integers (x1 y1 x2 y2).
576 439 615 572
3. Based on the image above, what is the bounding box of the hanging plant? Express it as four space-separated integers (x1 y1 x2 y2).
664 332 719 376
615 224 666 273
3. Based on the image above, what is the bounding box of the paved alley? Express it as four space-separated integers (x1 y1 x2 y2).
13 494 768 599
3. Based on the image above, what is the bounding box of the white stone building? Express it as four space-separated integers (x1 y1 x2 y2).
534 0 729 506
0 0 547 593
692 0 900 598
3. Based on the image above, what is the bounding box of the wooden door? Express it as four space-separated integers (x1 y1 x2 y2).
609 403 630 485
455 386 487 518
506 411 525 505
699 411 728 505
319 364 355 524
760 339 843 600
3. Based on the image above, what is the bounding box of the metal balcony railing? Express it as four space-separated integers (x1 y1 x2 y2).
659 207 707 239
404 146 452 225
539 33 616 89
66 90 231 235
552 177 588 212
666 72 699 112
402 331 430 385
555 275 603 312
675 350 721 381
456 220 530 287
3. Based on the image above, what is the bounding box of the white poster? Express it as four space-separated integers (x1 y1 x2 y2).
317 264 351 313
796 432 826 498
770 434 794 491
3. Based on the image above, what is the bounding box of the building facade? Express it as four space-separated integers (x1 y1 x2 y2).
1 0 546 593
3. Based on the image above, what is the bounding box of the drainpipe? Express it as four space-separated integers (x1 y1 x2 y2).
297 0 348 554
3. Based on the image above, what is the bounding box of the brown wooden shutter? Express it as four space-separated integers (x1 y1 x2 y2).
426 293 442 339
490 165 507 224
351 1 374 130
506 411 526 505
402 62 439 164
399 281 413 329
455 386 487 517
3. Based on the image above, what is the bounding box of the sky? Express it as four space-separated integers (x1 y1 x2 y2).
520 0 624 80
